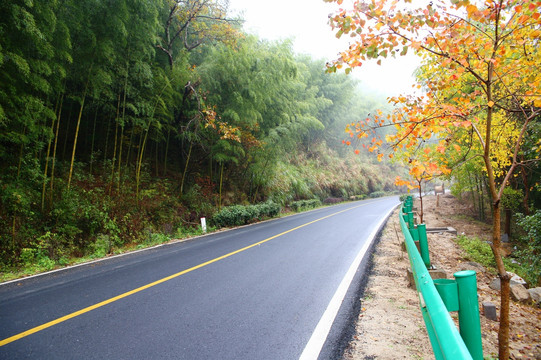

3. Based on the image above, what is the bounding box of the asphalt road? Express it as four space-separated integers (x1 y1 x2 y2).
0 197 399 359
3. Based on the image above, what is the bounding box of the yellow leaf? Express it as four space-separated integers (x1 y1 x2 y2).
488 101 494 107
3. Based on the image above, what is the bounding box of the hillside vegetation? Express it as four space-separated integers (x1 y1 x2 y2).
0 0 402 278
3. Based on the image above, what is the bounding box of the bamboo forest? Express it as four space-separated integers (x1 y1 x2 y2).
0 0 403 275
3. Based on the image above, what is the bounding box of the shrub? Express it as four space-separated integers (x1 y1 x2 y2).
323 197 343 204
211 201 281 228
369 191 386 198
290 199 321 212
399 194 410 203
253 201 281 218
455 235 523 281
455 235 496 266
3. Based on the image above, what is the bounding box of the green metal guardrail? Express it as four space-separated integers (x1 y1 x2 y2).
400 196 483 360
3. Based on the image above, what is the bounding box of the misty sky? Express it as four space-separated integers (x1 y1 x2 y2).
227 0 421 96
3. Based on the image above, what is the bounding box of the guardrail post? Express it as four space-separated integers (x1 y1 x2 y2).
402 211 409 223
403 196 413 213
454 270 483 360
405 202 412 214
407 211 414 229
409 226 419 241
417 224 431 268
433 279 459 312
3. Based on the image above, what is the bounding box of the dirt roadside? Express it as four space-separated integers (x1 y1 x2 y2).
342 194 541 360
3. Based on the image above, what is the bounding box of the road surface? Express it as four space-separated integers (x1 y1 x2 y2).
0 197 398 359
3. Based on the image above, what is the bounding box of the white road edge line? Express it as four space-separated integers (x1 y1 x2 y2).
299 203 399 360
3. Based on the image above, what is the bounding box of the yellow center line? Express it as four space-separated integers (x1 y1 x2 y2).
0 202 367 347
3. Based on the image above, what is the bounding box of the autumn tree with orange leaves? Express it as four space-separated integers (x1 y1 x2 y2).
325 0 541 358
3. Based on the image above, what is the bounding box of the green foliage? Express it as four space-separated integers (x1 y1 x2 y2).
146 232 171 246
456 235 496 267
211 201 281 228
369 191 386 198
514 211 541 286
175 225 208 239
455 235 524 281
501 187 523 211
399 194 410 202
290 199 322 212
18 231 58 272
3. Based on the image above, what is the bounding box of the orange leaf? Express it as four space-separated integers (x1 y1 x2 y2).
466 4 478 17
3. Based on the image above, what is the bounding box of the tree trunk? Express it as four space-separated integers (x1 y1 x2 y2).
180 141 193 197
491 201 511 360
136 127 149 205
485 58 510 359
89 106 98 174
67 65 92 190
219 162 224 210
116 68 129 194
42 95 60 211
67 93 86 190
50 93 63 206
109 93 121 195
136 87 166 203
116 124 124 193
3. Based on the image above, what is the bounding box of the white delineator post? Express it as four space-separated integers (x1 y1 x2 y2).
200 217 207 233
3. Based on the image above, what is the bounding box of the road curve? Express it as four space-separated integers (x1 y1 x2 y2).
0 197 399 359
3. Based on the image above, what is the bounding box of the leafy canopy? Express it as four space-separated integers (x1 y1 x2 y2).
327 0 541 191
